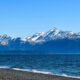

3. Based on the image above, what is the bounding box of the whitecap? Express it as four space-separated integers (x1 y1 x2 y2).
31 69 52 74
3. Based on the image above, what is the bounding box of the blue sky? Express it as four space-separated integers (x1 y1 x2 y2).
0 0 80 37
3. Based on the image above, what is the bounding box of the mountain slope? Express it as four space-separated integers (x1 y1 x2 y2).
35 27 80 42
0 27 80 53
23 27 80 42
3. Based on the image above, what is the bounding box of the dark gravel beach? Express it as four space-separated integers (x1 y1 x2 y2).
0 68 79 80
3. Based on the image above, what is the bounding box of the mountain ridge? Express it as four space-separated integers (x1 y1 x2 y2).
24 27 80 42
1 27 80 44
0 27 80 53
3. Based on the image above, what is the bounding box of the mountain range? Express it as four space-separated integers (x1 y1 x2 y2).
0 27 80 54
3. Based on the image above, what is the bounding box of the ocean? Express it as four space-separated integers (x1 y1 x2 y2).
0 53 80 78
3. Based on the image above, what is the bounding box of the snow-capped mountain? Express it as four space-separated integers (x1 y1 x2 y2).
0 27 80 53
24 27 80 42
1 27 80 45
41 27 77 41
0 34 11 45
42 27 80 40
25 32 45 42
21 36 31 42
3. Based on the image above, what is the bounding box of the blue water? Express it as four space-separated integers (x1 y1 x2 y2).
0 53 80 78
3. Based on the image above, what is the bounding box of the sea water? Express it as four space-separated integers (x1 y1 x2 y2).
0 53 80 78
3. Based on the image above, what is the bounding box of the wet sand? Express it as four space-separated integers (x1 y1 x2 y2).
0 68 79 80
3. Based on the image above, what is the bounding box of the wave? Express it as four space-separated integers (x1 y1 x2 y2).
59 74 80 79
12 68 80 79
12 68 52 74
31 69 52 74
0 67 80 79
12 68 31 72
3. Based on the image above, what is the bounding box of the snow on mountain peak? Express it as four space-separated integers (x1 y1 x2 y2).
1 27 80 44
24 32 45 42
25 36 31 41
0 34 11 45
32 27 80 42
44 27 60 38
30 32 45 41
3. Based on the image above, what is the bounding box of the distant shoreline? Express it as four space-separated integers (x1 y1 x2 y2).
0 68 79 80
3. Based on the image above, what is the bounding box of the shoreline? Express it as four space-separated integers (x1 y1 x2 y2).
0 68 79 80
12 68 80 79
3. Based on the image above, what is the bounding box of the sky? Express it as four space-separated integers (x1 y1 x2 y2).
0 0 80 38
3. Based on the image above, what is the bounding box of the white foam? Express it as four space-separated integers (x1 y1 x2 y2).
12 68 30 72
1 67 80 79
12 68 52 74
54 73 80 79
31 69 52 74
61 74 68 77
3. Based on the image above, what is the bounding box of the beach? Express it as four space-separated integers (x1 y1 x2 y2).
0 68 79 80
